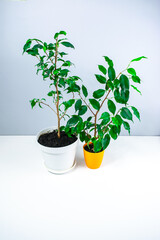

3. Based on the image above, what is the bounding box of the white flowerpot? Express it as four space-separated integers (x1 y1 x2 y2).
37 127 78 174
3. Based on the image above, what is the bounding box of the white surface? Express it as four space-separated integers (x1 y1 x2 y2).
0 0 160 135
0 136 160 240
37 127 78 172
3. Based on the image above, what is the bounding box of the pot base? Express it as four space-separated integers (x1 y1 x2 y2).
44 160 76 175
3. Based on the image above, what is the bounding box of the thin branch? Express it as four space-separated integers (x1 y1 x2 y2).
79 93 95 116
40 101 57 115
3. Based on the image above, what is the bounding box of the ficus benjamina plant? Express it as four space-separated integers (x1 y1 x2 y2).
65 56 147 153
23 31 81 138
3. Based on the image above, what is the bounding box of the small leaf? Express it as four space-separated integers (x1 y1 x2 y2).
131 56 147 62
127 68 136 76
132 76 141 83
98 65 107 75
82 85 88 97
78 106 87 115
103 56 113 67
67 116 79 127
95 74 106 84
61 41 75 49
102 134 110 150
109 125 118 140
122 121 130 134
108 100 116 115
93 89 105 99
131 85 142 95
99 112 110 122
112 115 122 127
63 99 75 110
23 39 32 53
89 99 100 110
30 99 37 109
120 74 129 90
131 106 140 120
108 66 116 81
47 91 54 96
94 140 102 153
75 99 82 112
120 107 133 121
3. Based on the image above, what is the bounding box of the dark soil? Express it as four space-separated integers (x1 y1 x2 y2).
38 130 77 147
84 143 103 153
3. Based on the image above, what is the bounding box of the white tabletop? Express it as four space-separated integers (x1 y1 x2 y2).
0 136 160 240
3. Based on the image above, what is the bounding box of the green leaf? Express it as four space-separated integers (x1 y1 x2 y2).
26 48 38 56
108 100 116 115
89 99 100 110
103 56 113 67
94 140 102 153
59 30 67 36
47 91 54 96
61 41 75 49
67 116 79 127
109 125 118 140
108 66 116 80
78 106 87 115
30 99 37 109
131 106 140 120
131 85 142 95
127 68 136 76
60 69 70 77
99 112 110 122
93 89 105 99
120 107 133 121
23 39 32 53
82 85 88 97
120 74 129 90
131 56 147 62
112 115 122 127
132 76 141 83
98 65 107 75
75 99 82 112
122 121 130 134
95 74 106 84
114 88 129 104
63 99 75 110
106 80 114 91
102 134 110 150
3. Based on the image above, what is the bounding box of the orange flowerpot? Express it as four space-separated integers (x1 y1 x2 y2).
83 143 104 169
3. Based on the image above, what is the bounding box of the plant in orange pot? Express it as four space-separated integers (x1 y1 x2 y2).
65 55 147 169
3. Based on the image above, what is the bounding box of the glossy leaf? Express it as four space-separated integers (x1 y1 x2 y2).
131 106 140 120
120 107 133 121
98 65 107 75
103 56 113 67
108 66 116 80
109 125 118 140
61 41 75 49
120 74 129 90
99 112 110 121
94 140 102 153
67 116 79 127
127 68 136 76
131 85 142 95
108 100 116 115
131 56 147 62
82 85 88 97
122 121 130 134
132 76 141 83
89 99 100 110
23 39 32 53
95 74 106 84
102 134 110 150
93 89 105 99
78 105 87 115
75 99 82 112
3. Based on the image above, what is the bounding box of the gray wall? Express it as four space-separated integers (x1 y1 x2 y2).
0 0 160 135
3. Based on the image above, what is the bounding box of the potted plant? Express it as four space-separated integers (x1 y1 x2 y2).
66 55 147 169
23 31 81 174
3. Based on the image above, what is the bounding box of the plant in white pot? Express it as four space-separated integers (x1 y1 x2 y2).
23 31 80 174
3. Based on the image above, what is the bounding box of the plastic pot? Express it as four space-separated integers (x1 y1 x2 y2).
83 142 104 169
37 127 78 174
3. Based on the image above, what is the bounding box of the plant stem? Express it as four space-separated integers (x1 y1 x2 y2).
39 101 57 115
78 93 95 116
54 38 61 138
